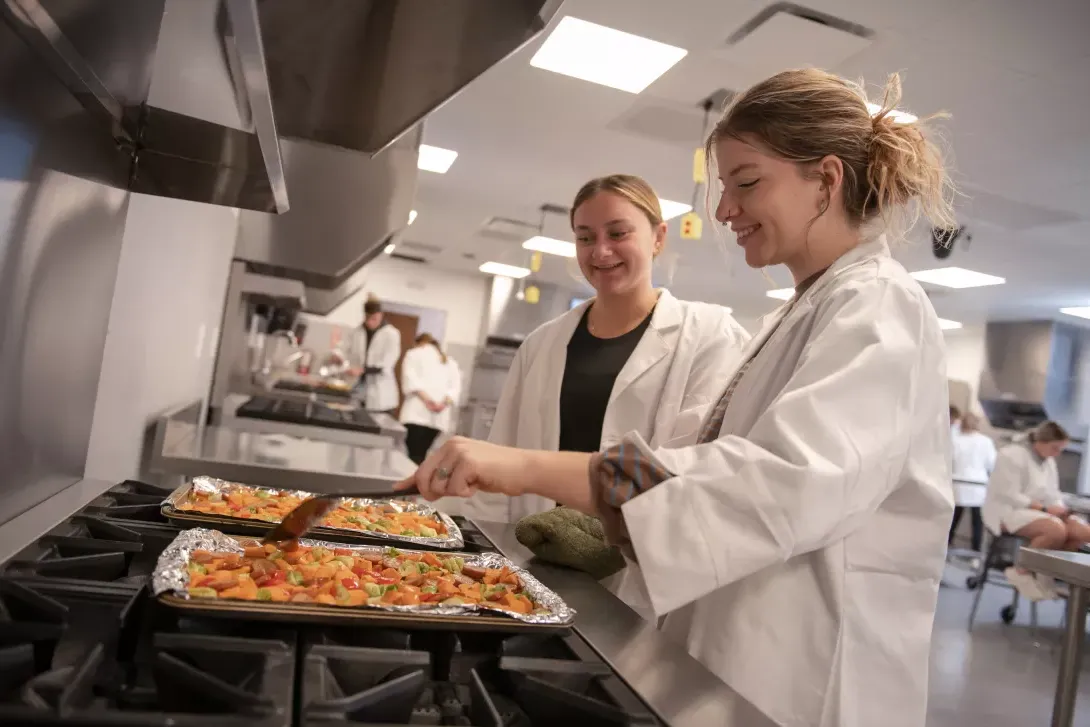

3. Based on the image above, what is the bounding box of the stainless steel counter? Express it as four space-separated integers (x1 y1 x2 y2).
151 401 416 495
217 393 405 449
475 520 775 727
1018 548 1090 727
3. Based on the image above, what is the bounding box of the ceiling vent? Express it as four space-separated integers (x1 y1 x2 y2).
399 239 444 255
389 252 428 264
718 3 873 84
957 187 1082 231
480 216 540 243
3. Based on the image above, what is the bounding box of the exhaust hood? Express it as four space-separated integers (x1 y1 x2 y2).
978 320 1090 437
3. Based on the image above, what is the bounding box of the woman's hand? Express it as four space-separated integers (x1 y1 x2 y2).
1046 503 1071 519
393 436 530 501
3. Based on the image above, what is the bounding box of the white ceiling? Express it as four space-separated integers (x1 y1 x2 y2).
401 0 1090 328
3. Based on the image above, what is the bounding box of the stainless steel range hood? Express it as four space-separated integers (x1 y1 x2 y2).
234 0 564 314
978 320 1090 437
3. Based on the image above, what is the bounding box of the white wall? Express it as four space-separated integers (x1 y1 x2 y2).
85 194 237 481
945 325 987 411
326 257 490 347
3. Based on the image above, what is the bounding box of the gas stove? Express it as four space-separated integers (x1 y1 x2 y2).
236 396 382 435
0 481 661 726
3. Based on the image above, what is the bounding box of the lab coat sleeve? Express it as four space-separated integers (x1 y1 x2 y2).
400 349 424 397
487 344 527 447
447 361 463 406
598 279 941 617
678 311 751 411
369 327 402 372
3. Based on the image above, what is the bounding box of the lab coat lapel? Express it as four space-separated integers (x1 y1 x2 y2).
537 301 589 450
608 290 681 408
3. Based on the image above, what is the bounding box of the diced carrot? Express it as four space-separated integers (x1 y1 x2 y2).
400 591 420 606
345 590 368 606
315 594 336 605
244 546 267 558
264 587 291 602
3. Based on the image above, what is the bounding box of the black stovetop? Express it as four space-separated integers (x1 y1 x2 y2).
236 397 382 435
272 380 354 399
0 481 660 726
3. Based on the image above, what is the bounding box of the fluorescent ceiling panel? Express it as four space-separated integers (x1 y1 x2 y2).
418 145 458 173
659 198 692 220
384 243 395 255
530 16 687 94
766 288 794 300
523 236 576 258
938 318 963 330
1061 307 1090 320
408 210 418 225
910 267 1006 289
480 261 531 279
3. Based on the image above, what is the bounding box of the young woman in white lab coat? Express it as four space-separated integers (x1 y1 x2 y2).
354 296 401 413
982 421 1090 600
400 333 461 464
398 69 956 727
948 412 998 551
462 174 750 526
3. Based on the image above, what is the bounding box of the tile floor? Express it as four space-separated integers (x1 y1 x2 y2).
930 562 1090 726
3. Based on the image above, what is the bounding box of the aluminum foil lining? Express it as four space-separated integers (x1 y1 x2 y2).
163 477 464 549
152 528 575 626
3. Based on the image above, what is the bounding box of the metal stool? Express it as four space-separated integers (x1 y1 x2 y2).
967 532 1039 631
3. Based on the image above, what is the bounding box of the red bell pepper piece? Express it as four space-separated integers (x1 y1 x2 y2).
373 575 396 585
340 577 360 590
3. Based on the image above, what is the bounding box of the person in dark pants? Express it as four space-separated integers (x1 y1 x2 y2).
399 333 461 464
947 412 996 552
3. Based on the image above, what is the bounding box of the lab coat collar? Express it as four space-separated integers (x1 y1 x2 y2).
608 290 680 407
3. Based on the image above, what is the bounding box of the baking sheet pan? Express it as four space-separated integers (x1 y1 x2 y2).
152 529 575 633
161 477 463 549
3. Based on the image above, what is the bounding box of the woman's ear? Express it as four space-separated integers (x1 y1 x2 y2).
653 221 667 257
817 154 845 208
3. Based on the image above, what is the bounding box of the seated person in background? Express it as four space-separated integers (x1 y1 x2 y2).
982 420 1090 600
947 412 997 552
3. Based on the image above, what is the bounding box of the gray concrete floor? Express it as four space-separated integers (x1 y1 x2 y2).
930 562 1090 726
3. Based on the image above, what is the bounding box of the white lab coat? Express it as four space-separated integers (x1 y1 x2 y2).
359 324 401 412
951 430 997 484
463 289 750 524
400 345 461 432
981 436 1064 534
615 237 952 727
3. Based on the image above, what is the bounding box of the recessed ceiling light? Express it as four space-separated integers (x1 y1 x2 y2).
938 318 963 330
523 236 575 258
1061 307 1090 320
723 307 733 315
418 144 458 173
766 288 794 301
659 199 692 221
408 210 418 225
910 267 1006 289
529 16 687 94
384 244 395 255
480 261 531 279
865 102 917 124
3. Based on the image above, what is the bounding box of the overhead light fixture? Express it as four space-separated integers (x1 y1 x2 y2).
480 261 531 279
910 267 1005 289
384 244 395 255
1061 307 1090 320
408 210 418 225
766 288 794 301
865 102 918 124
938 318 963 330
418 144 458 173
724 307 733 315
529 16 687 94
659 199 692 221
523 236 576 258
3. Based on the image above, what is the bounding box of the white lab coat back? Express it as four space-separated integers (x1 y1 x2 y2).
981 437 1063 533
618 237 952 727
362 324 402 411
399 345 461 432
463 289 750 524
950 429 997 484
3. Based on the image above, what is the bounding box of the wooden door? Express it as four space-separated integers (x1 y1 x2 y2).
382 312 419 417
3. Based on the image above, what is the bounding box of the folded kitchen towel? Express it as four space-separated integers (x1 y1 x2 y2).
514 507 626 580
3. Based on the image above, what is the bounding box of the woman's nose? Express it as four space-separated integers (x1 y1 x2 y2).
716 193 740 225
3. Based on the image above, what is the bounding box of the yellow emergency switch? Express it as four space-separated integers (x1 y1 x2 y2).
529 251 543 272
680 212 703 240
525 285 540 304
693 148 706 184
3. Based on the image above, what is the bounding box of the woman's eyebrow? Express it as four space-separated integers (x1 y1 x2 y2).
728 162 758 177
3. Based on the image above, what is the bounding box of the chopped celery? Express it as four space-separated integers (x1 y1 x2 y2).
418 526 438 538
188 562 208 575
188 587 217 598
335 584 350 603
287 571 304 586
255 588 272 601
334 555 355 568
364 582 383 598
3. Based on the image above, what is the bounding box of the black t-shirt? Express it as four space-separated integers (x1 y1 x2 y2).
558 306 656 453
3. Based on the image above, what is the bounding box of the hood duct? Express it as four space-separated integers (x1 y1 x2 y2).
979 320 1090 438
235 0 564 314
485 276 581 341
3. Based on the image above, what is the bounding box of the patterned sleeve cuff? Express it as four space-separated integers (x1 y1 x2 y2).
588 443 675 556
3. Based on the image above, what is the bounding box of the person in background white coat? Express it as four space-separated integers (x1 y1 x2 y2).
400 333 461 464
462 173 749 526
353 296 401 413
398 69 955 727
982 420 1090 600
948 412 997 552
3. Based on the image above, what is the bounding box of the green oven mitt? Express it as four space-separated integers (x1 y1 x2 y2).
514 507 626 580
